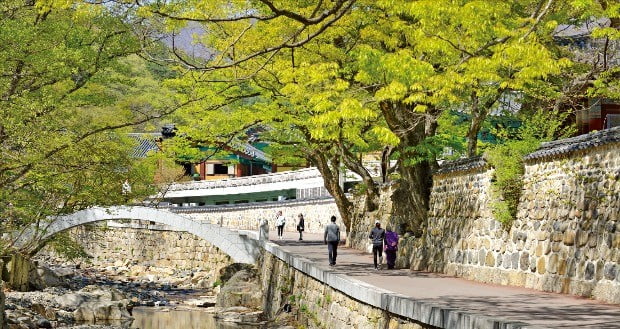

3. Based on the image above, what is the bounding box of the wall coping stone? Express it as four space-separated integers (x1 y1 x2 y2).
166 196 336 213
435 156 488 175
261 241 537 329
167 167 322 191
524 126 620 161
434 127 620 175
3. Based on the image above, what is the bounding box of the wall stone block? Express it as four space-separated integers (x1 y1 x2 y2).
519 252 530 271
537 257 546 275
585 262 595 280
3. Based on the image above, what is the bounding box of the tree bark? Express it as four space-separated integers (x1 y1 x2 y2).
380 146 394 183
467 95 485 157
380 101 437 237
338 142 379 211
0 279 6 329
0 259 6 329
309 150 353 230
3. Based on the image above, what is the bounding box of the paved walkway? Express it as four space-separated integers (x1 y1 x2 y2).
269 231 620 329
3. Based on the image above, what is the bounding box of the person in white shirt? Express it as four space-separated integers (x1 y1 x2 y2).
275 210 286 240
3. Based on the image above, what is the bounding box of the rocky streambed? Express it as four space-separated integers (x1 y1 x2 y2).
2 259 295 329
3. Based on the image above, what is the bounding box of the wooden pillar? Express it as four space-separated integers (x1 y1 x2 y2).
199 162 206 180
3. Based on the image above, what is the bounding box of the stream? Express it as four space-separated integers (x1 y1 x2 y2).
130 307 262 329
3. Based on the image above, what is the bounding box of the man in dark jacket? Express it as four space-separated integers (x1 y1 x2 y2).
324 215 340 266
297 213 305 241
369 220 386 270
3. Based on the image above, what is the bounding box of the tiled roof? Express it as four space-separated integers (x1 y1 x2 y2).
524 126 620 161
128 133 161 158
435 156 487 175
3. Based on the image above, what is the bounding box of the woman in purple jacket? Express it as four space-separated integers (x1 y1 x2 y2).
384 226 399 269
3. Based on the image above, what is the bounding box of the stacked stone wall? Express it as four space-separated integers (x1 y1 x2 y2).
410 138 620 304
349 185 396 251
179 199 343 234
259 252 430 329
42 225 234 286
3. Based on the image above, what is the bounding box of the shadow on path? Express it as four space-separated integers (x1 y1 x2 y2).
268 232 620 329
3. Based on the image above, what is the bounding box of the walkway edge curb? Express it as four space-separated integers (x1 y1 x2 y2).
261 240 541 329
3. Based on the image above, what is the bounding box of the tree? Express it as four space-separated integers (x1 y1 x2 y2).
134 0 585 236
0 1 178 257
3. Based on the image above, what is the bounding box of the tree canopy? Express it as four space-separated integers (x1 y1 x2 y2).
126 0 618 231
0 0 177 255
2 0 618 242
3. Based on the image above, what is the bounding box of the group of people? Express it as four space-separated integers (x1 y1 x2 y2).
274 210 305 240
272 211 399 270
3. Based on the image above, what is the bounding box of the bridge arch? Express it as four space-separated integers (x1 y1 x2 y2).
20 206 261 264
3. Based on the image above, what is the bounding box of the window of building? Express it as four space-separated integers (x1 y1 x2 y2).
214 164 229 175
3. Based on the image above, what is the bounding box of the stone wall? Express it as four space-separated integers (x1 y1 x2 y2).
176 198 344 234
259 252 430 329
42 224 234 287
408 129 620 304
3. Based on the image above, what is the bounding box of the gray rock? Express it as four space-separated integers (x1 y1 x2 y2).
73 301 132 322
511 252 520 270
35 318 52 328
29 264 66 290
216 269 262 309
55 286 132 322
585 262 595 280
519 252 530 271
604 263 617 281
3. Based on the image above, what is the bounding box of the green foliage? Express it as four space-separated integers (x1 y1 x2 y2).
486 109 576 226
486 139 540 226
22 0 607 235
0 1 173 256
47 232 90 261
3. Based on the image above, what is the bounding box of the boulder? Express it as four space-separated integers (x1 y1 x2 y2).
50 267 75 279
73 301 132 322
218 264 255 284
55 286 132 322
28 264 66 290
215 269 262 310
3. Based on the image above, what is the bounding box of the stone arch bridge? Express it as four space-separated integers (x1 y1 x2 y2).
17 206 263 264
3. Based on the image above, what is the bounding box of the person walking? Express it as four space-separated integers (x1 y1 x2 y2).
384 226 399 269
369 220 386 270
275 211 286 240
296 213 305 240
324 215 340 266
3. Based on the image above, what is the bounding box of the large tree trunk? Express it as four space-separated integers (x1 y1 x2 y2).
380 101 437 237
0 260 6 329
467 96 486 157
0 281 5 329
310 151 353 231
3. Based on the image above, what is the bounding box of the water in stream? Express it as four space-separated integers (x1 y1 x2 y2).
130 307 264 329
